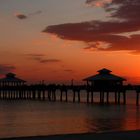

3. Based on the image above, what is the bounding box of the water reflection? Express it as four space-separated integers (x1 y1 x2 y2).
0 100 139 138
85 105 140 132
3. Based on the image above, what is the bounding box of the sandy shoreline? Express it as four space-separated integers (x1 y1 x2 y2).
1 130 140 140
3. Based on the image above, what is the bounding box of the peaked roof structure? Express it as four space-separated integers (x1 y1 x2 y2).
97 68 112 74
83 68 126 81
0 73 26 83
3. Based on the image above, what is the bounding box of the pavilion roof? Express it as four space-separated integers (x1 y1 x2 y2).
0 73 26 83
83 68 126 81
97 68 112 74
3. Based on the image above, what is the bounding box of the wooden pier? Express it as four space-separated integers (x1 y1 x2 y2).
0 71 139 105
0 84 139 105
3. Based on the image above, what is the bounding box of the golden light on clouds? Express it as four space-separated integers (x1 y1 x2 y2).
86 0 112 7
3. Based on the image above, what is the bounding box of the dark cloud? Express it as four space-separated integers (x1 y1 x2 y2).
44 21 139 41
39 59 61 63
15 10 42 20
26 54 45 57
15 14 27 19
29 10 42 16
86 0 140 23
43 0 140 53
26 54 61 64
107 0 140 21
0 64 16 75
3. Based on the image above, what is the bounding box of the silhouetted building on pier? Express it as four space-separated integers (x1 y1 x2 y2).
83 68 126 89
0 73 26 86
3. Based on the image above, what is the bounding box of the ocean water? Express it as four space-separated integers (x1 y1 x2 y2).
0 90 140 138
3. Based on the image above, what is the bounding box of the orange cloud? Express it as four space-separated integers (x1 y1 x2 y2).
84 41 112 51
86 0 112 7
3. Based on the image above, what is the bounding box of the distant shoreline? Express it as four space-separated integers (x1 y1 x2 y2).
1 130 140 140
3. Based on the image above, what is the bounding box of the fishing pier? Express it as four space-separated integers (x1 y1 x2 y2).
0 69 140 105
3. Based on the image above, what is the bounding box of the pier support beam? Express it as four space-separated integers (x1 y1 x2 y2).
78 92 80 103
100 92 105 104
106 92 109 104
60 91 63 102
91 92 93 103
87 91 89 103
123 91 126 105
118 92 120 104
65 91 68 102
136 92 139 106
115 92 117 104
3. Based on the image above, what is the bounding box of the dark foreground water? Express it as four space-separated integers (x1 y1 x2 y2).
0 90 140 138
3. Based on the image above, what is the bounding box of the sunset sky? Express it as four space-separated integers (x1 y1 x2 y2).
0 0 140 84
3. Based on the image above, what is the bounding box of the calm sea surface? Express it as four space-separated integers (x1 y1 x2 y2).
0 90 140 138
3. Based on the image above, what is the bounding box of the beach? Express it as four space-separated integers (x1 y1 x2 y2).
1 130 140 140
